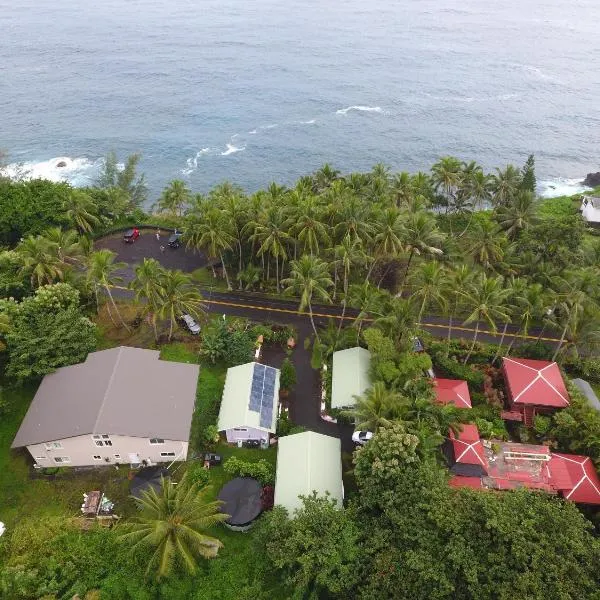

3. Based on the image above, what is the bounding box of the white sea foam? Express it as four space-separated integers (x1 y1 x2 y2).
263 124 278 129
181 148 210 175
0 156 102 186
537 177 590 198
248 129 257 134
299 119 316 124
221 143 246 156
520 65 564 85
336 105 383 115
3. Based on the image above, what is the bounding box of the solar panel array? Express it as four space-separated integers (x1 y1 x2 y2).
248 363 277 429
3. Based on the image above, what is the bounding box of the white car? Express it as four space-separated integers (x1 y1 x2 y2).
352 431 373 445
180 314 201 335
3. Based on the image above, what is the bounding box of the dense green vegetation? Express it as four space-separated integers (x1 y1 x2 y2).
1 154 600 598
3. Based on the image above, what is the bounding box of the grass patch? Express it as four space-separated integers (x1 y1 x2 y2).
191 267 229 291
160 342 200 364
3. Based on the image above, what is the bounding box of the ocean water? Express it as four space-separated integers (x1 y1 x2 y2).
1 0 600 200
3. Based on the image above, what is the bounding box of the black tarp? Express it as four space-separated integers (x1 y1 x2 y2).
217 477 263 526
130 467 169 499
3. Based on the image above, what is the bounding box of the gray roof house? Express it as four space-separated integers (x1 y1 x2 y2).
12 347 199 468
331 347 372 410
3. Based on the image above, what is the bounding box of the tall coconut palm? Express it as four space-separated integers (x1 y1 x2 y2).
374 296 417 349
347 281 387 342
550 309 600 362
313 163 340 193
16 235 65 288
458 167 493 237
495 190 537 239
213 183 247 272
185 209 235 290
391 171 414 209
130 258 165 340
118 473 227 580
444 264 473 351
409 261 449 325
331 235 366 299
43 227 85 265
431 156 462 216
333 195 374 247
86 249 130 330
157 270 206 341
282 255 333 340
157 179 191 217
398 211 444 291
369 207 405 282
287 195 331 257
460 272 511 363
348 381 402 431
491 164 521 207
63 190 100 234
466 219 507 270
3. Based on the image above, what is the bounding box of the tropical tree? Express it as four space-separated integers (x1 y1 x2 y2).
157 180 191 217
409 261 449 325
495 190 537 238
313 163 340 192
347 281 386 342
466 218 507 270
236 263 262 291
63 190 100 234
349 381 402 431
43 227 85 265
369 207 405 282
374 296 417 349
460 273 511 363
215 183 247 272
457 166 492 236
16 235 65 288
444 264 473 350
157 270 206 341
86 249 130 330
96 151 148 206
282 255 333 340
130 258 165 340
118 473 227 580
491 164 521 207
288 195 331 257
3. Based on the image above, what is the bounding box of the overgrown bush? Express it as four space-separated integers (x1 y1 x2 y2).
186 463 210 487
277 411 306 437
280 358 297 392
432 351 485 388
223 457 275 485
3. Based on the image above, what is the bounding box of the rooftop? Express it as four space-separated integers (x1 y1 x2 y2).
433 378 472 408
12 347 200 447
331 347 371 410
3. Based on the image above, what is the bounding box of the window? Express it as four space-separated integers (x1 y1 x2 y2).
114 454 121 460
94 440 103 447
54 456 71 464
104 440 113 446
93 455 102 461
35 456 46 460
92 435 101 440
160 452 176 457
233 428 247 432
101 434 110 439
149 438 165 445
45 442 63 450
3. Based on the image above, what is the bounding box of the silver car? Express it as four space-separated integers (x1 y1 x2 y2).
180 314 200 335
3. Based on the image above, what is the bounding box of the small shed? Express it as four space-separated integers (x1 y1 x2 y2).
433 378 472 409
218 362 280 443
549 454 600 505
274 431 343 515
445 424 488 477
331 347 371 410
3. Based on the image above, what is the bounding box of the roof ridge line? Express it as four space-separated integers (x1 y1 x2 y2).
92 347 124 435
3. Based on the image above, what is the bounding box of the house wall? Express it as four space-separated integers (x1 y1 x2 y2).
581 201 600 224
27 434 188 468
224 426 268 443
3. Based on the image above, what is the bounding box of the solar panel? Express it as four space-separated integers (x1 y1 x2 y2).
248 363 277 426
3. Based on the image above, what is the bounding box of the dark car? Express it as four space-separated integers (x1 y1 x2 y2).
123 228 140 243
168 232 182 248
203 453 222 466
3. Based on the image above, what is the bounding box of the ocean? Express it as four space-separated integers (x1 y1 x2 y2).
2 0 599 201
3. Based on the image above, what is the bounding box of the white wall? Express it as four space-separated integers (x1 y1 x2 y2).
581 200 600 223
224 426 269 443
27 434 188 467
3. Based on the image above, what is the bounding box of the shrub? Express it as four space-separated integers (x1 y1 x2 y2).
280 358 297 392
186 463 210 487
432 351 484 388
223 457 275 485
277 412 306 437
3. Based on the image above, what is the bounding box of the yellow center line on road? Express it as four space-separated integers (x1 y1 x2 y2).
111 285 561 343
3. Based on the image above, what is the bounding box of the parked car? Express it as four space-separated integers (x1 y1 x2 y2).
123 228 140 243
352 431 373 445
168 232 182 248
203 453 222 466
179 314 200 335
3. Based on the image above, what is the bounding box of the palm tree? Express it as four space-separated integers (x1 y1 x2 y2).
444 264 473 351
369 207 405 283
460 273 511 363
63 190 100 234
16 235 65 288
349 381 401 431
157 270 206 341
236 264 262 291
282 255 333 340
43 227 85 265
409 261 449 325
212 182 247 272
158 180 191 217
550 309 600 362
313 163 340 192
466 219 507 270
398 211 444 291
495 190 537 238
186 209 235 290
130 258 165 340
86 249 130 329
391 171 414 209
374 296 417 349
287 195 331 256
333 195 374 247
118 473 227 580
431 156 462 217
347 281 386 342
457 166 493 237
491 164 521 207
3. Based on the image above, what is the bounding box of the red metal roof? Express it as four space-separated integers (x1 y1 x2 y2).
449 425 487 467
449 475 482 489
502 357 569 409
433 378 472 408
549 454 600 505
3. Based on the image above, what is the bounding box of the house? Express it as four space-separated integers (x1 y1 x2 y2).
433 378 472 408
11 347 199 468
218 362 280 443
446 424 600 505
274 431 343 515
580 196 600 225
501 357 569 426
331 347 371 410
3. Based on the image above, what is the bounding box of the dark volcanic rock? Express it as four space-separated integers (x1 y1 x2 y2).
56 161 67 168
583 171 600 187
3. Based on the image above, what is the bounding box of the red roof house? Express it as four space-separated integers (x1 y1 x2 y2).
502 357 569 426
549 454 600 505
433 378 472 409
446 424 488 477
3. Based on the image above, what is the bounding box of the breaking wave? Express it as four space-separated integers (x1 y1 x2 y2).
221 143 246 156
537 177 590 198
0 156 102 187
336 105 383 115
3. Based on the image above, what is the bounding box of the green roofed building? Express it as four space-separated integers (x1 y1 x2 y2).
274 431 343 515
331 347 371 410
